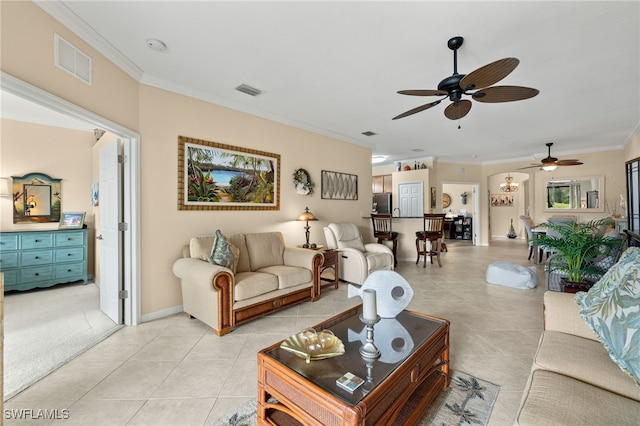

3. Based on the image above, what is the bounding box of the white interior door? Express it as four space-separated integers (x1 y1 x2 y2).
398 182 423 217
98 139 122 323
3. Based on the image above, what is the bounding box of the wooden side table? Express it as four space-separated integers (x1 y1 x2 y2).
319 249 339 290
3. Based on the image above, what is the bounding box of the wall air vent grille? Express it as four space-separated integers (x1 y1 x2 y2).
54 34 92 85
235 83 262 97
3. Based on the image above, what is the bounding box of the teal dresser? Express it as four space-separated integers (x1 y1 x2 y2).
0 229 89 292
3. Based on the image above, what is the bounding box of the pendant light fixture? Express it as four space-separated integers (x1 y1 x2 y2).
500 174 519 192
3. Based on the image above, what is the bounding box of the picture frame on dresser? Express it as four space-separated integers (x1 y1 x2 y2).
59 212 86 229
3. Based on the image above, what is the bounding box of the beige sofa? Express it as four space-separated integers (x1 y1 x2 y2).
173 232 323 336
515 291 640 425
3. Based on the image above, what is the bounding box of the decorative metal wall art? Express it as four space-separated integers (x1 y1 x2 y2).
321 170 358 200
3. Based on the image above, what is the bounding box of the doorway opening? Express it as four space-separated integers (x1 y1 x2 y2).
441 181 479 246
1 73 141 324
488 172 529 243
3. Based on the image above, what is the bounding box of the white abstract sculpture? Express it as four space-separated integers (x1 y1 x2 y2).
348 270 414 318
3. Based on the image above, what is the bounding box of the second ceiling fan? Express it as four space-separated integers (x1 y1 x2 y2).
393 36 539 121
519 143 584 171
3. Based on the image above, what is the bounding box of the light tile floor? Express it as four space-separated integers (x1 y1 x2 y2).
6 238 545 425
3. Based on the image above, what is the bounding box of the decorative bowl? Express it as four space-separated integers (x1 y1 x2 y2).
280 329 344 363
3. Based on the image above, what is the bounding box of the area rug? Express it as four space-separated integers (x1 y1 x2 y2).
211 370 500 426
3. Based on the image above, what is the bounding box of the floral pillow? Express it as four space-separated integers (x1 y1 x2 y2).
208 230 239 272
576 247 640 386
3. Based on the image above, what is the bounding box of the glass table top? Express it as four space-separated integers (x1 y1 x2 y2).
264 306 447 405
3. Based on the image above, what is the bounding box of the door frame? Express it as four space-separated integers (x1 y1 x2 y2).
441 180 481 246
2 72 141 325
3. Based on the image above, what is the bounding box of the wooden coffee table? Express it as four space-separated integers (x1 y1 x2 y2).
257 305 450 425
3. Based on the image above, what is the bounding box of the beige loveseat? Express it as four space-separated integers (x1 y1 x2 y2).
173 232 323 336
515 291 640 425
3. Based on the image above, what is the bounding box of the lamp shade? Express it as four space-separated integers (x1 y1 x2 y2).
296 207 318 248
296 207 317 222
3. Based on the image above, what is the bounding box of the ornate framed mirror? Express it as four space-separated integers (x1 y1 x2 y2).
11 172 62 223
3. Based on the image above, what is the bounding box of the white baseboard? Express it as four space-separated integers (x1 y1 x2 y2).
140 305 183 323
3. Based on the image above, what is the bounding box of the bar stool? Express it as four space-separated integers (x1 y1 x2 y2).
416 213 446 267
371 214 398 266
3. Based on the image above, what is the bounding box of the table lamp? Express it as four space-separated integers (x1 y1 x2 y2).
296 207 318 248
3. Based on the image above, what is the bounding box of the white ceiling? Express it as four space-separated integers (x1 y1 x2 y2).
12 1 640 167
1 91 96 132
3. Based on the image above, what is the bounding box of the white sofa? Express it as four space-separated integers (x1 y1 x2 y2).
173 232 323 335
323 222 394 285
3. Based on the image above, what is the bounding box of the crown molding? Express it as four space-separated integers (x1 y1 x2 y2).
34 0 144 81
140 73 374 151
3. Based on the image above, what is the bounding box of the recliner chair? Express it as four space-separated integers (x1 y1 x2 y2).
323 222 394 285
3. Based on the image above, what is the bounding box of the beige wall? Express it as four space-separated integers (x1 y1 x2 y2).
442 183 474 217
480 149 626 244
487 172 528 239
0 119 96 274
624 131 640 161
3 1 638 318
138 85 372 315
0 1 139 130
1 2 373 318
391 168 429 215
373 149 629 246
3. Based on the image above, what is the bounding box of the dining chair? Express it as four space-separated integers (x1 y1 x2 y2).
544 216 577 257
519 215 539 261
370 214 398 266
415 213 446 267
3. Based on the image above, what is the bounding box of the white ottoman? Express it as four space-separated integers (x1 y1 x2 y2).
486 261 537 289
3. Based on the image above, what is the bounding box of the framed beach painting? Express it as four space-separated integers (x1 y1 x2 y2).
178 136 280 210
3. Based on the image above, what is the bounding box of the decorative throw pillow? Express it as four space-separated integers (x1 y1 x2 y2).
576 247 640 386
208 230 238 270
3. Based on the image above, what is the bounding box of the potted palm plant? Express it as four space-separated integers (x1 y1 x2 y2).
535 218 623 292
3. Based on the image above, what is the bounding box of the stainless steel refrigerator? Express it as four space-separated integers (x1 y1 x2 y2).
372 193 392 214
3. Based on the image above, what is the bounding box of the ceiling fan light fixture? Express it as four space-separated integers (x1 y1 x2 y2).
542 164 557 171
393 37 538 122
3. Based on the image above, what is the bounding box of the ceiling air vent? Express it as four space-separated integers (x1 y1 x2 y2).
54 34 92 85
235 83 262 97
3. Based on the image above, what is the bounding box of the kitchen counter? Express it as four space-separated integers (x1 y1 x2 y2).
362 215 470 260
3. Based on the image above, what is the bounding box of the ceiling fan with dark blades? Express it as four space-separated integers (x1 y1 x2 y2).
393 36 539 121
518 143 584 170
